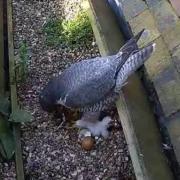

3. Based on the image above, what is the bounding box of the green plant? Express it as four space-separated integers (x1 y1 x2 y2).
43 11 93 48
0 95 33 160
16 41 29 82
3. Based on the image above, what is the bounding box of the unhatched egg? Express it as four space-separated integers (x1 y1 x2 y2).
81 136 95 151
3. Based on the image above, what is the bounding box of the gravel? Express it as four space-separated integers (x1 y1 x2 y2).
1 0 135 179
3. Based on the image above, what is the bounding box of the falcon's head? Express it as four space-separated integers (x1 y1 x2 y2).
39 77 62 112
39 90 57 112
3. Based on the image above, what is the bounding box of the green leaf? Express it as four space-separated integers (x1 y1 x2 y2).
9 109 33 123
0 117 15 159
0 132 15 160
0 116 10 135
43 10 93 48
0 143 7 159
0 95 10 116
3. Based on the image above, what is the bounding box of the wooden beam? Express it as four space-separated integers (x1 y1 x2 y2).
7 0 25 179
0 0 4 95
88 0 174 180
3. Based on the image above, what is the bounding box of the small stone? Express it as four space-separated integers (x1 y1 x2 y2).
91 151 96 156
125 157 129 161
92 41 96 46
55 165 60 170
71 170 78 177
77 174 84 180
119 149 123 153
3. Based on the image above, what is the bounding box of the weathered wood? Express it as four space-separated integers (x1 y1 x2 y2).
88 0 174 180
88 0 124 56
7 0 25 179
0 0 4 95
88 3 147 178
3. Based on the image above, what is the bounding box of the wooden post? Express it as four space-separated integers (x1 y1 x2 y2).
0 0 4 95
88 0 174 179
7 0 25 179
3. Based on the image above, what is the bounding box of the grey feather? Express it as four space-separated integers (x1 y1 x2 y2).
115 43 155 92
54 55 121 108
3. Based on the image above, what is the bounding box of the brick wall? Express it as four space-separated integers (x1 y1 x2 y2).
119 0 180 165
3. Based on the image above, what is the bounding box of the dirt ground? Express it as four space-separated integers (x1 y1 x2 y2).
0 0 135 179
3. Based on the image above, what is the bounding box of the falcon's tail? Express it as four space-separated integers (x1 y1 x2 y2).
119 28 145 53
115 42 156 91
121 42 155 77
115 29 146 68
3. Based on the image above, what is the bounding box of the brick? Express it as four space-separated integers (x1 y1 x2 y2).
119 0 147 21
129 10 160 46
162 21 180 51
145 37 171 79
172 45 180 74
170 0 180 17
153 65 180 117
145 0 163 7
167 112 180 164
149 1 178 32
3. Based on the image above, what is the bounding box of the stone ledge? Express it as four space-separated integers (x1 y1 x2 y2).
119 0 147 21
170 0 180 17
153 65 180 117
145 0 163 7
172 45 180 74
145 37 171 80
129 9 160 46
149 0 178 32
162 21 180 51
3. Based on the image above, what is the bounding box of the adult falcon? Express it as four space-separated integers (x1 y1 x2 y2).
39 29 156 137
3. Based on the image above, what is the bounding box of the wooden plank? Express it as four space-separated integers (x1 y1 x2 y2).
88 0 124 56
116 93 148 180
7 0 25 179
0 0 4 95
88 0 174 180
88 1 148 179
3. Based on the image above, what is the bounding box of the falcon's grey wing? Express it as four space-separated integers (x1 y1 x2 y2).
55 56 120 108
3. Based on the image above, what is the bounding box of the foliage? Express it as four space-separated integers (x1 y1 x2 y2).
16 41 29 82
9 109 33 123
0 95 32 159
0 118 15 160
0 95 10 116
43 11 93 48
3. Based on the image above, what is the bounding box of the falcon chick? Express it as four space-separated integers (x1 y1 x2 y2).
39 29 156 138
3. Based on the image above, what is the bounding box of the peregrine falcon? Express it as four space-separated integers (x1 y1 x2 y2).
39 29 156 137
